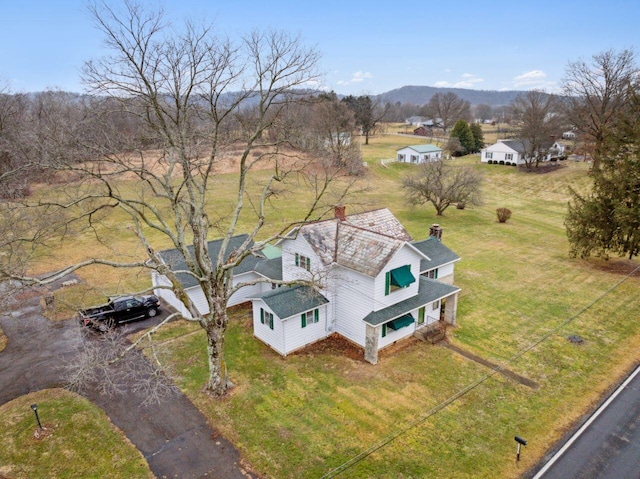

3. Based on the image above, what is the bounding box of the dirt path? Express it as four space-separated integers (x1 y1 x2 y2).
0 282 257 479
441 342 539 389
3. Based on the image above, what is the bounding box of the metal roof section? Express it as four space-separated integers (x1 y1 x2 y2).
411 237 461 272
398 144 443 154
362 276 460 326
258 285 329 320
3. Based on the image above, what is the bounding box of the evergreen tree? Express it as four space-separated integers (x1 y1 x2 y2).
449 120 475 155
469 122 484 152
565 85 640 259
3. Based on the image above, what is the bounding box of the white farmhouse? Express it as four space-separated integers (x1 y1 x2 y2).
480 139 564 166
397 144 443 164
153 208 461 364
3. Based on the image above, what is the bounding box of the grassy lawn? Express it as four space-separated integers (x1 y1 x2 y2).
0 389 152 479
18 132 640 478
146 152 639 478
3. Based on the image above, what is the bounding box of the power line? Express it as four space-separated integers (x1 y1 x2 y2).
320 263 640 478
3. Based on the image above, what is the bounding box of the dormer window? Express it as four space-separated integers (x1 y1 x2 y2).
295 253 311 271
384 265 416 295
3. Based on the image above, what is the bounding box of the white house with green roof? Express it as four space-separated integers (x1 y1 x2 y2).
153 208 461 364
397 144 443 164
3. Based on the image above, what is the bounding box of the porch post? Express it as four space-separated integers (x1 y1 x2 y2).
364 324 379 365
443 293 458 326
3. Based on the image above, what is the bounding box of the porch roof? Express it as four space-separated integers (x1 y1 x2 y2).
362 276 459 327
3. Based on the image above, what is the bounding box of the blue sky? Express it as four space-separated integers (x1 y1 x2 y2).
2 0 639 95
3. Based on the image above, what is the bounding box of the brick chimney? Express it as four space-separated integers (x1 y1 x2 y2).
334 205 346 221
429 224 443 241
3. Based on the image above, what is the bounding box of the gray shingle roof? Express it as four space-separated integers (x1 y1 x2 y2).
258 285 329 319
362 276 460 326
499 139 554 155
253 257 282 281
158 234 263 289
411 237 461 272
299 208 414 277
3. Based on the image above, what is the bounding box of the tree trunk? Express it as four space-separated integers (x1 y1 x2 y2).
204 300 232 397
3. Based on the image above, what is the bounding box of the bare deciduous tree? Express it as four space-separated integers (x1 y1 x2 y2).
402 161 483 216
3 1 357 398
421 92 471 134
562 48 638 169
510 90 564 170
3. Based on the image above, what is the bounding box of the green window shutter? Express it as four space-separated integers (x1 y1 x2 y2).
269 314 274 330
306 257 311 270
435 268 439 279
301 313 307 328
382 324 387 338
314 309 319 323
260 308 265 324
385 271 390 295
295 253 299 266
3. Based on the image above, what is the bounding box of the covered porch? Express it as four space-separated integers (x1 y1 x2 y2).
362 277 460 364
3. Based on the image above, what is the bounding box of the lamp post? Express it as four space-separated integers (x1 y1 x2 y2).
31 404 43 430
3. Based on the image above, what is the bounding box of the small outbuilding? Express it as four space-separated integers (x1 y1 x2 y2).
397 144 443 164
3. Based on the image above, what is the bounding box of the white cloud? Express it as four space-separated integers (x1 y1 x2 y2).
434 81 452 87
435 74 483 89
512 69 558 91
514 69 546 85
337 71 373 86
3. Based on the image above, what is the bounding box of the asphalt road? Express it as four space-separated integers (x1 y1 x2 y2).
0 280 256 479
531 364 640 479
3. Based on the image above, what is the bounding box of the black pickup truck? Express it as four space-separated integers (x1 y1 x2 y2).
78 295 161 331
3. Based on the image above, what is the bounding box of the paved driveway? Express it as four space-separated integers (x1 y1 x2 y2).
0 283 256 479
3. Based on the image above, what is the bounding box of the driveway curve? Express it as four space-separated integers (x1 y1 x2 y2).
0 282 257 479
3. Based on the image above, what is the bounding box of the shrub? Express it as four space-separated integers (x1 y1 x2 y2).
487 160 493 164
496 208 512 223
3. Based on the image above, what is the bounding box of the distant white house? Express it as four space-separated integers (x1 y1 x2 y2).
153 208 462 365
397 144 443 164
562 131 576 140
480 139 564 166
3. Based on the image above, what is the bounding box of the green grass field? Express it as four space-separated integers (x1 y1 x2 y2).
0 389 152 479
14 129 640 478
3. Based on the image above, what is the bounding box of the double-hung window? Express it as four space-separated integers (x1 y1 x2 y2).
295 253 311 271
260 308 274 330
301 309 319 328
505 153 513 161
486 152 493 159
426 268 438 279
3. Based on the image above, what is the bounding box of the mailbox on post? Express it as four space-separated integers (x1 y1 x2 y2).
514 436 527 461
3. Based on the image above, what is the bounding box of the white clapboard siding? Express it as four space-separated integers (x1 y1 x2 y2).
280 236 320 282
252 301 285 355
280 305 330 354
331 267 374 347
374 245 423 311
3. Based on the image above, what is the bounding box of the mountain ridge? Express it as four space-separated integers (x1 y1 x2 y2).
374 85 526 107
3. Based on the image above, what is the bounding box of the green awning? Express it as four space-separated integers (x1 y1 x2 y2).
387 313 415 331
390 265 416 288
